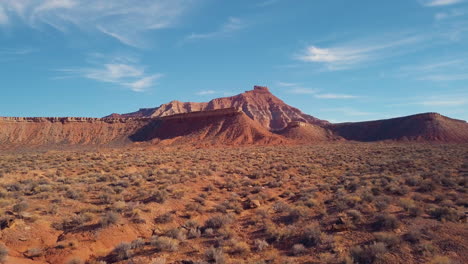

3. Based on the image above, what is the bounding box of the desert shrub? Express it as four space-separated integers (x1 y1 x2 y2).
430 256 454 264
100 211 119 227
165 228 186 241
155 212 173 224
350 242 387 264
151 190 168 203
418 180 436 193
205 246 226 264
111 242 132 261
375 196 390 211
403 229 422 243
228 240 250 255
253 239 269 252
374 232 400 249
372 214 399 231
0 245 8 263
150 257 167 264
204 215 233 230
65 190 83 200
188 228 201 239
428 206 460 222
13 201 29 213
292 244 307 256
347 209 362 224
151 236 179 252
53 214 89 231
300 224 322 247
203 228 215 237
130 238 145 249
66 259 83 264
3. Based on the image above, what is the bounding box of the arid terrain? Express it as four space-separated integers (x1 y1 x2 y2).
0 143 466 264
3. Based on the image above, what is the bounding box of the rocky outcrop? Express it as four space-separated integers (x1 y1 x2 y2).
111 85 328 131
327 113 468 142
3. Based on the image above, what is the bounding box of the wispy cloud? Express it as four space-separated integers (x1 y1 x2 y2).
320 107 372 117
58 56 163 92
196 90 217 96
314 93 359 99
418 99 467 106
421 0 465 7
296 34 426 70
186 17 245 40
0 6 8 24
398 57 468 81
276 81 299 87
0 0 192 48
289 88 318 94
435 9 465 20
277 81 358 98
256 0 280 7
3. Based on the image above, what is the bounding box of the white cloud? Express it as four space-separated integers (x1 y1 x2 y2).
399 57 468 81
418 99 467 106
289 88 318 94
58 57 163 92
186 17 245 40
435 9 465 20
276 82 299 87
320 107 372 116
0 0 192 47
421 0 464 7
296 34 425 70
314 93 358 99
0 6 8 24
126 74 163 92
196 90 217 95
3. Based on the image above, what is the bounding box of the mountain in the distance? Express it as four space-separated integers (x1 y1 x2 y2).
130 108 287 145
107 86 328 131
1 85 467 150
328 113 468 142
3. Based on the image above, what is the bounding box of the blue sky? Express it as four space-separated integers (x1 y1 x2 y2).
0 0 467 122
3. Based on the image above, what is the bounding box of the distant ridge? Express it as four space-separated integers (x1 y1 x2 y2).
328 112 468 142
130 108 287 145
1 86 467 149
108 85 328 130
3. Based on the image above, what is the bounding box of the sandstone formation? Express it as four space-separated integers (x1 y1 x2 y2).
0 117 150 148
327 113 468 142
130 108 287 145
111 86 328 131
276 121 341 142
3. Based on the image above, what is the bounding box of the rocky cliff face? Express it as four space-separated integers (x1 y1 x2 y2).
327 113 468 142
112 86 328 131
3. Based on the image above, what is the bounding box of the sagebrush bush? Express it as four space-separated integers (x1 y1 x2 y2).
151 236 179 252
350 242 387 264
0 245 8 263
373 214 399 231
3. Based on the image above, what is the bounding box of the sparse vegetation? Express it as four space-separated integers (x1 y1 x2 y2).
0 144 466 263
